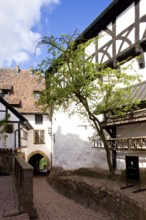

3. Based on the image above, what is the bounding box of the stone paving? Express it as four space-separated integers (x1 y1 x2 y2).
33 176 113 220
0 175 29 220
3 173 146 220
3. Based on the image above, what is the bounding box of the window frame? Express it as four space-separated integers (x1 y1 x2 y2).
21 130 28 140
34 91 41 100
34 129 45 144
35 114 43 124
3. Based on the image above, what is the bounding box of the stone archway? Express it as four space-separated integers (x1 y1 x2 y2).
27 151 50 175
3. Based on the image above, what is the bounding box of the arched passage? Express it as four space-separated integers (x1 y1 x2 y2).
27 151 50 175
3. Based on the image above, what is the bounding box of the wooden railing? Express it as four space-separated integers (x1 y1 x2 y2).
92 136 146 151
14 156 37 218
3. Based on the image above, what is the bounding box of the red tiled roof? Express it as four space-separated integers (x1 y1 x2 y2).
0 68 45 113
0 84 12 90
9 97 21 105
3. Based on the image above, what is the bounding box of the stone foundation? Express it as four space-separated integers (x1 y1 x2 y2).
0 148 13 175
48 167 146 220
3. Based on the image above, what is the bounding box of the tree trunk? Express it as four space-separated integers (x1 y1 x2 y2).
76 96 114 176
99 130 114 176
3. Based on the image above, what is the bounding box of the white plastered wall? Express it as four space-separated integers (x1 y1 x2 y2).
0 103 20 150
53 0 146 171
53 110 108 170
20 114 52 166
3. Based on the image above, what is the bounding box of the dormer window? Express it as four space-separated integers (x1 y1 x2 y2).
34 91 40 100
3 90 10 95
35 114 43 124
0 85 12 97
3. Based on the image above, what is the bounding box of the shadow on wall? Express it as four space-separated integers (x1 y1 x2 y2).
53 126 108 170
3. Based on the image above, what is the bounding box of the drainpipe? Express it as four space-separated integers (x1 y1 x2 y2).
18 122 21 147
14 123 22 149
48 120 54 170
14 129 17 149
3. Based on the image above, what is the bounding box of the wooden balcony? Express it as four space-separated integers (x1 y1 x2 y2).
92 136 146 151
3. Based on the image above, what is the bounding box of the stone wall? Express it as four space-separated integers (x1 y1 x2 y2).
0 148 13 175
14 155 38 219
48 167 146 220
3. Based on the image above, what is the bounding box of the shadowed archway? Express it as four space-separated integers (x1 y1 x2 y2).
28 151 50 175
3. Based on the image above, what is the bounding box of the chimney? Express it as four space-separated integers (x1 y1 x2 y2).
29 66 33 71
15 65 20 75
29 66 34 76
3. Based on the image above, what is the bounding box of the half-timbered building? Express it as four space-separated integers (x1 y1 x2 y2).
0 95 32 150
52 0 146 170
0 67 52 173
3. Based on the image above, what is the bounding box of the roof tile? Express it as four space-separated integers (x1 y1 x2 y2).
0 68 45 113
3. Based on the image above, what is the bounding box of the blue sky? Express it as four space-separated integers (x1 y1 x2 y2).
0 0 112 70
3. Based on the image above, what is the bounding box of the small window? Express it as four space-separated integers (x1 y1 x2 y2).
22 130 28 140
3 90 9 95
35 114 43 124
34 92 40 100
34 130 45 144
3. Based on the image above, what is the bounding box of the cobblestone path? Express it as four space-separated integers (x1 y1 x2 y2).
33 177 111 220
0 176 29 220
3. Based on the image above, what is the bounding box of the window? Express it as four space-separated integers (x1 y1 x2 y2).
22 130 28 140
34 92 40 100
34 130 45 144
35 114 43 124
3 90 10 95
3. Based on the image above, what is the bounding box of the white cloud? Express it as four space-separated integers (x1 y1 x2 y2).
0 0 60 67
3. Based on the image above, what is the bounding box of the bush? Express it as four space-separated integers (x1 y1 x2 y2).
4 124 14 133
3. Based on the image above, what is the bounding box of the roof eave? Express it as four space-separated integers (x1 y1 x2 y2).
0 96 32 130
76 0 135 42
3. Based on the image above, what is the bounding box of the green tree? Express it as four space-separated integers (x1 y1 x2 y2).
37 34 141 176
0 113 12 148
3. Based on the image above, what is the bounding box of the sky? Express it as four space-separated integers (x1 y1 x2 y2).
0 0 112 70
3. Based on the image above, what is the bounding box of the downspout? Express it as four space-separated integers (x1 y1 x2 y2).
14 123 23 149
49 119 55 171
18 122 21 147
14 130 17 149
50 121 53 170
